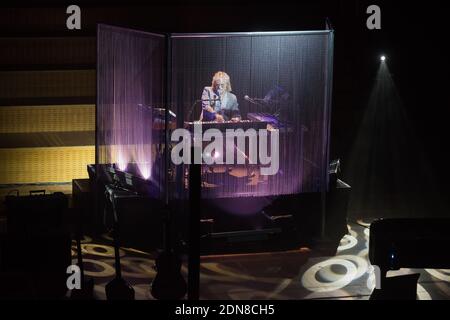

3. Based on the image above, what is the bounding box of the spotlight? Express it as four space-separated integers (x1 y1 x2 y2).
117 162 127 171
380 55 386 62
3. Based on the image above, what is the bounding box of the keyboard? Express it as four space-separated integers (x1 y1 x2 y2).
247 112 283 128
247 112 301 132
185 120 268 131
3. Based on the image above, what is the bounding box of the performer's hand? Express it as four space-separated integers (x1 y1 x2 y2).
205 106 215 113
231 117 240 122
216 114 225 122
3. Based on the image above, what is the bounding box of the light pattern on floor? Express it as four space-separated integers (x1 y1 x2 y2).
71 223 450 300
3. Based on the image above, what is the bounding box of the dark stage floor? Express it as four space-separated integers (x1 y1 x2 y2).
0 184 448 300
68 222 450 300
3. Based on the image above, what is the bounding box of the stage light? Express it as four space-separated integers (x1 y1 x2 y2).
117 162 127 171
380 55 386 62
116 152 128 171
138 164 151 179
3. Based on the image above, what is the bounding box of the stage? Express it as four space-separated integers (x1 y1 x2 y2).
30 222 450 300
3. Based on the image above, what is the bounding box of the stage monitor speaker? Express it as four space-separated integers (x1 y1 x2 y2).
369 218 450 271
369 273 420 300
103 185 165 252
5 190 68 235
369 218 450 299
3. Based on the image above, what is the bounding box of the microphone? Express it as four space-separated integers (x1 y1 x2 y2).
244 95 264 106
244 95 255 103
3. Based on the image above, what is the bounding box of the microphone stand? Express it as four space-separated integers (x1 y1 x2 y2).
186 100 201 123
245 96 266 115
186 98 221 122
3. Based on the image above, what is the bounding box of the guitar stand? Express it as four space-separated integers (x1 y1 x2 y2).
104 184 135 300
150 205 187 300
70 232 94 299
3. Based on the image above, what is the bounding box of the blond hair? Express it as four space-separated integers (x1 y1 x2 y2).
211 71 232 92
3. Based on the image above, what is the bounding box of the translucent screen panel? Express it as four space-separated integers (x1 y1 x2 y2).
170 32 333 199
97 25 165 196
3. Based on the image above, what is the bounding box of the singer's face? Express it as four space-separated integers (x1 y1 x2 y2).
215 79 227 94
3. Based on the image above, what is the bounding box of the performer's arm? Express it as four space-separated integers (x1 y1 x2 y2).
230 95 241 121
202 88 215 113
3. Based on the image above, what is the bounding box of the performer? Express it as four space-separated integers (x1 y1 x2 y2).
200 71 240 122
